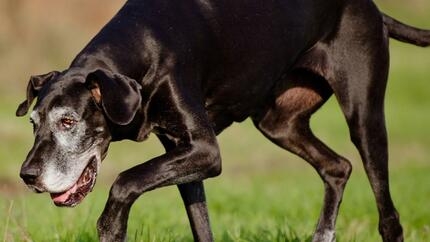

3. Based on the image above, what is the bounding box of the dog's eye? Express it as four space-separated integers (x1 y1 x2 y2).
60 118 77 129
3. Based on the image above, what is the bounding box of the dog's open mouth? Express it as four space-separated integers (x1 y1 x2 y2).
50 157 98 207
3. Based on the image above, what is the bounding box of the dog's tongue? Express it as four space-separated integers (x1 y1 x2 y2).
50 183 78 204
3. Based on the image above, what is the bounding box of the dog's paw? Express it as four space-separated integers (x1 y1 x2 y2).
312 229 336 242
379 212 403 242
97 213 127 242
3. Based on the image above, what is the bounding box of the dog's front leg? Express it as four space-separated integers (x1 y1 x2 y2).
97 135 221 241
158 135 214 242
178 181 214 242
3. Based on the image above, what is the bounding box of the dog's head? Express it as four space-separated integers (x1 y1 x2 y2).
16 68 142 207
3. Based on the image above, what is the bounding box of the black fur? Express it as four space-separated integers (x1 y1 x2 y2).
18 1 430 241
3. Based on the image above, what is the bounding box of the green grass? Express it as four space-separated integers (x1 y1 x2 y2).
2 162 430 241
1 0 430 241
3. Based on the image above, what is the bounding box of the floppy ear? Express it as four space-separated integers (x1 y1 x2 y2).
16 71 60 117
86 69 142 125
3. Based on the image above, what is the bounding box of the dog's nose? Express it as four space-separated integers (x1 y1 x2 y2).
20 165 41 185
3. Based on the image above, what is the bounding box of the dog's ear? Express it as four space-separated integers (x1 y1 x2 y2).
86 69 142 125
16 71 60 117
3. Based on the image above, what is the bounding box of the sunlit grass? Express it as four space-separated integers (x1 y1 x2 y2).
2 162 430 241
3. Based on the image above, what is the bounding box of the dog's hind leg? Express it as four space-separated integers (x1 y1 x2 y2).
330 54 403 241
252 70 352 242
327 5 403 241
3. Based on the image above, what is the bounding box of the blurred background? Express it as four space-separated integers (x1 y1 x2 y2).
0 0 429 241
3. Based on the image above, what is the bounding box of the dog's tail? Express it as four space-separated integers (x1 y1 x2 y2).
382 13 430 47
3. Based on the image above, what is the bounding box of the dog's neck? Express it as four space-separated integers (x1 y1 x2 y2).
70 48 149 83
69 9 152 83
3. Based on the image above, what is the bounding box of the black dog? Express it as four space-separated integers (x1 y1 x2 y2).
17 0 430 241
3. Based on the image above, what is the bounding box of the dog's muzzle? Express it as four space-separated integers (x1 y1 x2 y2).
20 163 45 193
50 156 99 207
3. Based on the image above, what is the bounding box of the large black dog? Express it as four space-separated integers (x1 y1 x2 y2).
17 0 430 241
